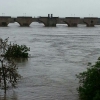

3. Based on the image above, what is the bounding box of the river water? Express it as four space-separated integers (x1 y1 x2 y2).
0 23 100 100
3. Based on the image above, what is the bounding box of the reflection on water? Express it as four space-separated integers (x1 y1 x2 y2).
13 58 28 63
0 23 100 100
0 91 17 100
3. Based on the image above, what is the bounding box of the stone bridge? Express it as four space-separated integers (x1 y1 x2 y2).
0 16 100 27
39 14 58 27
0 16 11 26
64 17 80 27
15 17 34 26
83 17 98 27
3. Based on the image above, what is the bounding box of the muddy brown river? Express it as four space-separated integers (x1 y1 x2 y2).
0 23 100 100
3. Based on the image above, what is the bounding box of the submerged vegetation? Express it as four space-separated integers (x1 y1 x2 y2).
0 37 30 58
5 44 30 58
0 38 30 93
76 58 100 100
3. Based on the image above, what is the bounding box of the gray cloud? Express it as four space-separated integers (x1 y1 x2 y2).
0 0 99 17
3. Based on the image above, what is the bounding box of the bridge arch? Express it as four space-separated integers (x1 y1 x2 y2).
38 19 47 26
63 21 70 27
0 16 11 27
83 17 98 27
39 17 58 27
15 17 33 27
64 17 80 27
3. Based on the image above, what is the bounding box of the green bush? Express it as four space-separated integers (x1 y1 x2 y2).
0 59 21 93
76 58 100 100
0 38 23 93
5 44 30 58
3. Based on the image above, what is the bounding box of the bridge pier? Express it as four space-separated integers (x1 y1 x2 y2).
39 14 58 27
16 17 33 26
0 16 11 27
83 17 98 27
64 17 80 27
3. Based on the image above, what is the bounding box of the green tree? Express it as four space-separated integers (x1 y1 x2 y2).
0 38 30 93
76 58 100 100
5 44 30 58
0 58 21 93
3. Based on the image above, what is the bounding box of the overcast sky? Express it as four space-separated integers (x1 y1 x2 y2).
0 0 100 17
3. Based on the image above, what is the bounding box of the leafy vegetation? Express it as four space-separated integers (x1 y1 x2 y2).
76 58 100 100
0 38 30 93
5 44 30 58
0 59 21 93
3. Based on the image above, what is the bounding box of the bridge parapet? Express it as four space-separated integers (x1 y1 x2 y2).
16 16 33 26
83 17 98 27
0 16 11 26
32 18 39 22
64 17 80 27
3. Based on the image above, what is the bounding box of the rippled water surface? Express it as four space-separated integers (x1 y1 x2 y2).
0 23 100 100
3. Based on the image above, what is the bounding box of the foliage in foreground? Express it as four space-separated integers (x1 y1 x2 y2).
0 37 30 58
76 58 100 100
5 44 30 58
0 38 30 93
0 59 21 92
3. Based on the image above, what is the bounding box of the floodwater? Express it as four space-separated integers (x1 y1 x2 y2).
0 23 100 100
